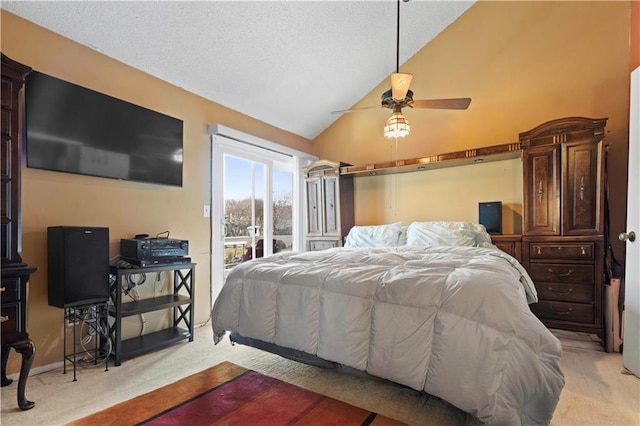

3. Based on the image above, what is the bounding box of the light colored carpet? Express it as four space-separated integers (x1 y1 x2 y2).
1 325 638 426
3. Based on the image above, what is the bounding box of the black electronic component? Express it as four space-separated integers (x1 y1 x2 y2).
479 201 502 235
47 226 110 308
120 257 191 268
120 238 188 259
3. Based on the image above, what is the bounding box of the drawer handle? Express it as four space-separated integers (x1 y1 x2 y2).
0 287 5 292
0 315 9 323
549 306 573 316
547 268 573 277
548 286 573 295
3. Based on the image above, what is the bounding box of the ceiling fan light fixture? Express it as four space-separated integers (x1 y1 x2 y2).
384 112 410 138
391 72 413 100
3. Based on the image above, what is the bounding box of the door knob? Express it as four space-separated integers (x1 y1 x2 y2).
618 231 636 242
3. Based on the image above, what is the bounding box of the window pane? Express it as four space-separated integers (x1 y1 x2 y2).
223 155 266 270
223 155 251 270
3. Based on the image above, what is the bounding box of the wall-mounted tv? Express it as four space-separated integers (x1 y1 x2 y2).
25 71 183 187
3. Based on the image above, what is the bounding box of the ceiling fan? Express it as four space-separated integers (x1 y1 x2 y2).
332 0 471 137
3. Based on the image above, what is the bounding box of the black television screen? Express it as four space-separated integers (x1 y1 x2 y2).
25 71 183 187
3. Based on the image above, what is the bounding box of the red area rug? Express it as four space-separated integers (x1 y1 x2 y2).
70 361 404 425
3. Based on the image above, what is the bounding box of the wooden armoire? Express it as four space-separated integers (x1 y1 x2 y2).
520 117 607 334
304 160 354 251
1 53 37 409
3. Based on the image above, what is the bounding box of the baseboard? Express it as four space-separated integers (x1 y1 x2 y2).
5 360 64 382
6 321 211 381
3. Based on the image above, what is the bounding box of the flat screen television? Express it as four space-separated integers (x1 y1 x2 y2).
25 71 183 187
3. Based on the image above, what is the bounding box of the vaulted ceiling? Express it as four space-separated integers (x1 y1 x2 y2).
1 1 474 140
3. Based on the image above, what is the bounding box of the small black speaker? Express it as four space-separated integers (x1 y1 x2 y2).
47 226 110 308
479 201 502 235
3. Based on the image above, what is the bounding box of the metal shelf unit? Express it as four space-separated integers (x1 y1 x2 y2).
63 303 110 381
108 263 195 366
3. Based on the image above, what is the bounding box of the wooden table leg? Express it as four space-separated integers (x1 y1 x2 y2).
13 340 35 410
1 344 13 386
1 340 35 410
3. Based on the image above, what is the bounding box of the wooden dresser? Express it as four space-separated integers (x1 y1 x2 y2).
490 234 522 263
304 160 354 251
519 117 606 334
1 53 37 410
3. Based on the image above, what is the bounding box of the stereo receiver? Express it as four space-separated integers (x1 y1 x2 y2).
120 238 188 259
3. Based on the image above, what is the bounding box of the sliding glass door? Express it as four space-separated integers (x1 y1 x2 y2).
221 156 293 263
210 128 314 301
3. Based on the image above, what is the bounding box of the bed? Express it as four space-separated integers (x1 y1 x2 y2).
211 221 565 425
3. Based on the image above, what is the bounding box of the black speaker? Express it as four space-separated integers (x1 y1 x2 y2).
47 226 110 308
479 201 502 235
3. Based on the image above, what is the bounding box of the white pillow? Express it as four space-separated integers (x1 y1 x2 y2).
398 226 408 246
406 221 493 247
344 222 403 248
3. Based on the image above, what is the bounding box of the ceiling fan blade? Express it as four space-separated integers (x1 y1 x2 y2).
391 73 413 100
331 105 382 114
411 98 472 110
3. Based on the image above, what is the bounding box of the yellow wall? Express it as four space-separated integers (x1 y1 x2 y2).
354 159 523 232
1 11 313 373
314 1 631 247
632 1 639 70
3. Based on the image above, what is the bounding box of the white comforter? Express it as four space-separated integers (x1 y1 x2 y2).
211 246 564 425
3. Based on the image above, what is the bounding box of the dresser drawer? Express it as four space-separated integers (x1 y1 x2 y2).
528 263 594 284
494 242 515 255
309 240 339 251
1 278 21 303
535 282 593 303
0 302 22 338
529 242 594 260
530 300 594 324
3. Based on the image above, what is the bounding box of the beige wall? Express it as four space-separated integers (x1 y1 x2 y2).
353 159 523 233
314 1 631 253
1 11 313 373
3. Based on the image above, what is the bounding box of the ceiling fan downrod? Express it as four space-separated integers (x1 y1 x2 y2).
396 0 410 74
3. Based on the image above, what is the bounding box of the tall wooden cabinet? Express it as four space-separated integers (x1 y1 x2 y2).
1 53 37 410
519 117 607 334
304 160 354 251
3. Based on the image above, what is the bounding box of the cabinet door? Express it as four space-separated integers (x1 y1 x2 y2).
306 177 322 236
1 71 22 265
523 145 560 235
322 175 340 236
562 141 602 235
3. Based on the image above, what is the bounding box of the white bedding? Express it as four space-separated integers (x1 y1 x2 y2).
211 245 564 425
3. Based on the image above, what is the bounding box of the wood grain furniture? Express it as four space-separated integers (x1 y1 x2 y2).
304 160 354 251
519 117 607 334
1 53 37 410
109 263 195 366
491 234 522 264
339 142 521 176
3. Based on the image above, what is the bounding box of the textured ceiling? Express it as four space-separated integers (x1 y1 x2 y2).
2 1 474 140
